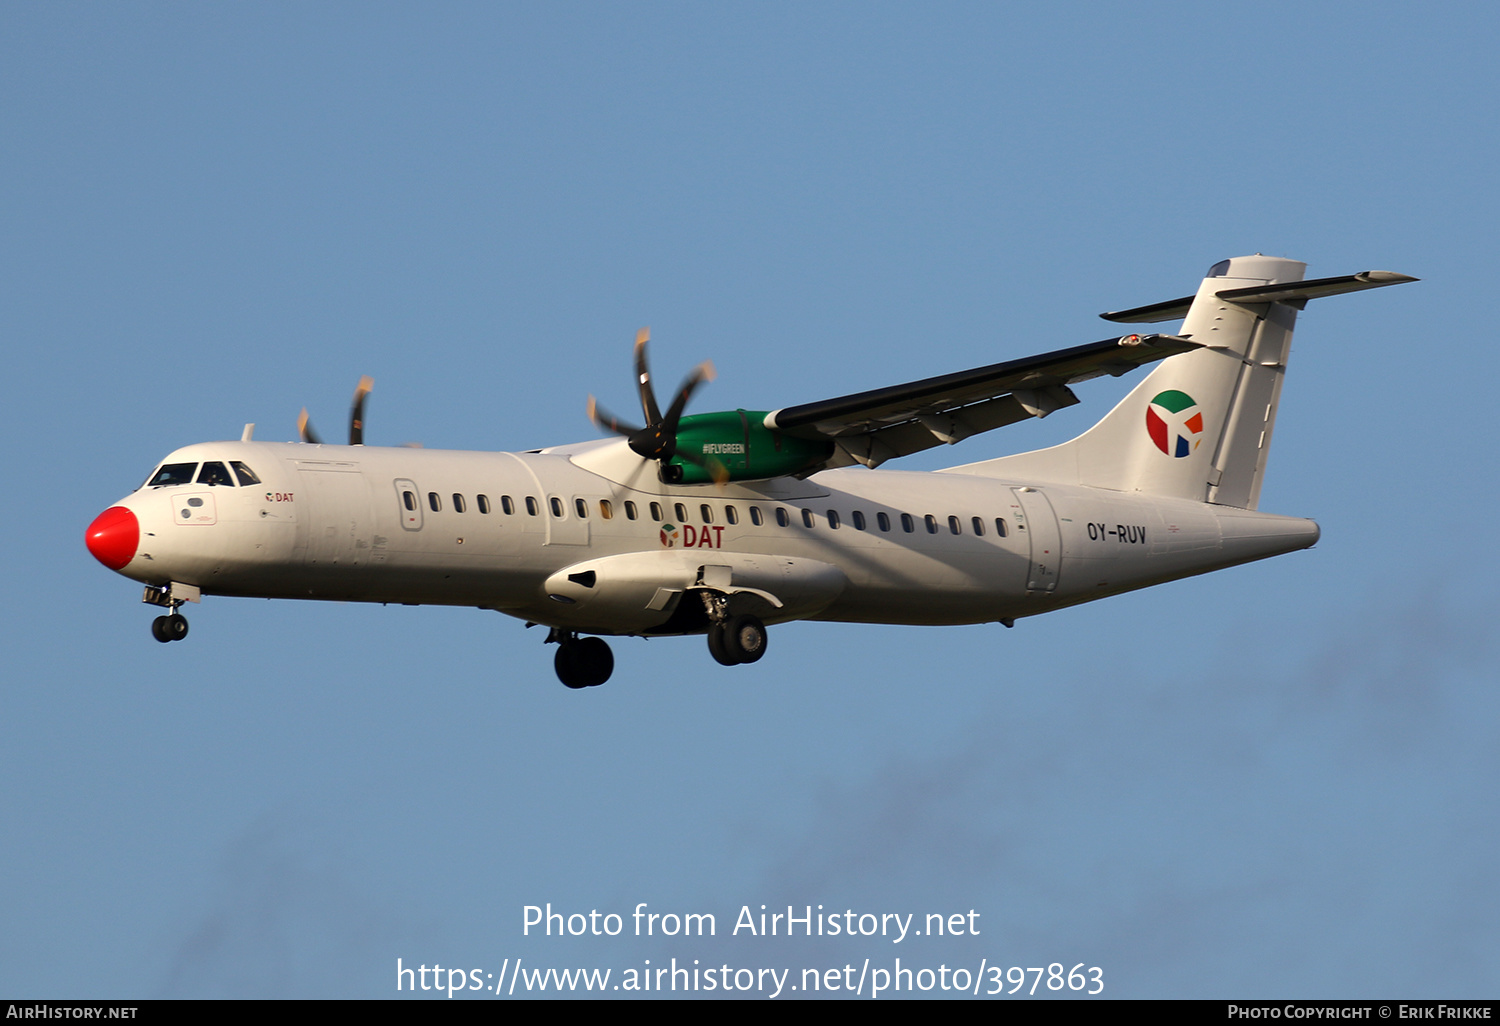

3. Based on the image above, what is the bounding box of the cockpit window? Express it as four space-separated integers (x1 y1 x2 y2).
230 461 261 486
197 461 235 486
147 463 198 487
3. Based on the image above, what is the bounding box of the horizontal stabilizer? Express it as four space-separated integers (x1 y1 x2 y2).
1102 270 1418 323
1213 270 1419 306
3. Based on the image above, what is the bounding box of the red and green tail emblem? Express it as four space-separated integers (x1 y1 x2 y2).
1146 390 1204 458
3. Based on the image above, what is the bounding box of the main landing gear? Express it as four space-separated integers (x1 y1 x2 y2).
549 630 614 689
701 590 768 667
707 614 767 665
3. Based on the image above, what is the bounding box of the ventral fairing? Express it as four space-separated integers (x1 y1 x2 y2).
86 255 1416 688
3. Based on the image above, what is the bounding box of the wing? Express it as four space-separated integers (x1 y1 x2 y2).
764 332 1198 469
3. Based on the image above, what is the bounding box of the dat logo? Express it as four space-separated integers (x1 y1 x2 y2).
660 523 724 549
1145 389 1205 458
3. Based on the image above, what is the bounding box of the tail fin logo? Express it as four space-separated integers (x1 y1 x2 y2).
1146 390 1205 458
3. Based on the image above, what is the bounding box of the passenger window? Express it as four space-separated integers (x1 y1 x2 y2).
700 504 713 524
624 500 638 520
827 510 840 529
925 515 938 534
801 508 814 528
725 505 739 525
775 508 790 527
453 493 467 513
575 498 588 518
428 492 442 512
948 515 961 535
550 497 564 518
901 513 915 533
525 496 539 516
852 510 866 531
502 495 515 515
877 512 891 532
403 491 416 511
749 506 764 526
230 461 261 486
675 502 688 522
971 516 984 536
148 463 198 487
650 501 663 521
994 517 1008 537
478 495 491 514
599 499 613 520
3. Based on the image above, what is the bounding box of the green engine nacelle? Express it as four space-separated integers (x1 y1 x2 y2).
665 410 834 484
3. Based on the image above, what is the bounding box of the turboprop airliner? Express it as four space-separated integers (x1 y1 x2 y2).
86 255 1414 688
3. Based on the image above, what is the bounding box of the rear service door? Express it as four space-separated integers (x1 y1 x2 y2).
1011 486 1062 594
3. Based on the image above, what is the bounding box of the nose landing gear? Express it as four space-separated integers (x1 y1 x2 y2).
143 584 192 643
151 613 189 643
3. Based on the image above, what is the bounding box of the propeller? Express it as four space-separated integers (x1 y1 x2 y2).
588 328 727 483
299 376 374 446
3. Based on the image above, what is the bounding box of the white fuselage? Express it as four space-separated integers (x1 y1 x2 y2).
99 437 1319 636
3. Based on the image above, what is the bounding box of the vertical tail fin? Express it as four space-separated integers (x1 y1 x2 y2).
1082 254 1306 509
948 256 1415 509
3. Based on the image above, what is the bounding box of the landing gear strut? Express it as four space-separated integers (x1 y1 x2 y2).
548 630 614 689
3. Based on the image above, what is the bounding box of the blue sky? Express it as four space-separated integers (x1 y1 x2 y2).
3 2 1495 998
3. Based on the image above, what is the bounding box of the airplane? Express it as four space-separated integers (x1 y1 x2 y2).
85 255 1415 688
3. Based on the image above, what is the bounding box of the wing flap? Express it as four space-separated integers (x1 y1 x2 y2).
822 388 1082 469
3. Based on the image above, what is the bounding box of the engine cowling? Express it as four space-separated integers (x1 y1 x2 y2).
663 410 834 484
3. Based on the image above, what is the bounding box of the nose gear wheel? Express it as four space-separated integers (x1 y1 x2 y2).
151 613 189 643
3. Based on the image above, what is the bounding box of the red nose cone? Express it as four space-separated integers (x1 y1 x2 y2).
86 506 139 571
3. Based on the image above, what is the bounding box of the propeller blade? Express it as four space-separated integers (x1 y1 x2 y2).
297 408 322 445
348 375 373 446
596 328 719 475
588 395 643 438
660 360 717 433
633 328 662 427
676 448 730 485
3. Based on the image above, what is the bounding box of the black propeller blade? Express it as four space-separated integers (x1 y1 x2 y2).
297 407 321 445
299 376 374 446
349 375 373 446
589 328 722 481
